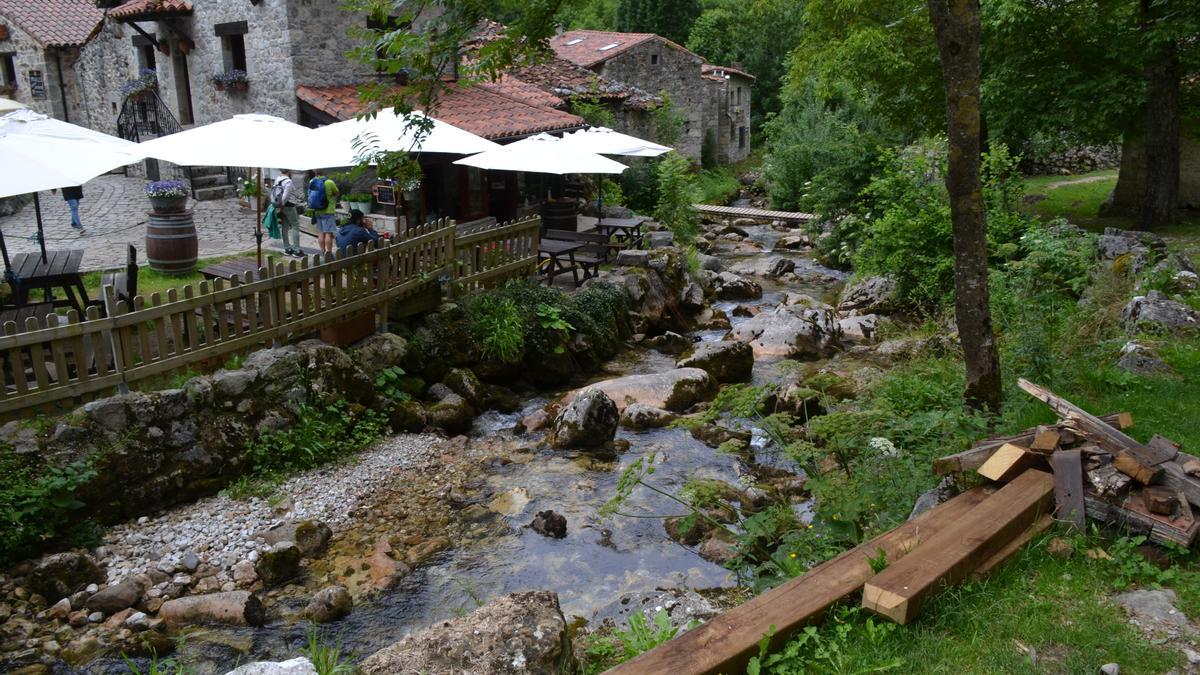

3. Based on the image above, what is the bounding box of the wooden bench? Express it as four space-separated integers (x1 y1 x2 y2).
0 303 56 331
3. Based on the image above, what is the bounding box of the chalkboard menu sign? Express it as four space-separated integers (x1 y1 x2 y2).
373 183 396 206
28 70 45 99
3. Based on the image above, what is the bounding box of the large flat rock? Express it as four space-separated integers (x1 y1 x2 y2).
561 368 717 413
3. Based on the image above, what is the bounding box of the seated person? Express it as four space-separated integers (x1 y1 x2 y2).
335 209 381 252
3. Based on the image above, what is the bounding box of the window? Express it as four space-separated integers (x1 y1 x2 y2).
736 87 742 105
739 126 747 149
214 21 248 72
651 54 659 65
566 38 584 46
139 44 156 70
0 53 16 92
599 42 621 51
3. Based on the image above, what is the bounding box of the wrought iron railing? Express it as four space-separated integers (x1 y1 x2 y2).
116 89 193 192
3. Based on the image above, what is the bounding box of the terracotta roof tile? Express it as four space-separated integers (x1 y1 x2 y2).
108 0 192 20
702 64 756 82
296 83 585 141
551 30 695 69
0 0 104 47
478 74 566 109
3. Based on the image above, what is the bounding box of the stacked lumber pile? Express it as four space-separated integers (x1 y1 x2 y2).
935 379 1200 546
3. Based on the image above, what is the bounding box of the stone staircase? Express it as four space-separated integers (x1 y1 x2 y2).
189 167 237 201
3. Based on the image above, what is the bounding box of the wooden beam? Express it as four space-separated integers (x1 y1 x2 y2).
1050 449 1086 530
862 470 1054 624
1030 427 1061 453
932 413 1129 475
1112 450 1163 485
969 513 1054 581
605 488 993 675
977 443 1040 483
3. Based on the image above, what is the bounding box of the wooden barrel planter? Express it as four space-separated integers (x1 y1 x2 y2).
541 200 578 232
145 209 198 274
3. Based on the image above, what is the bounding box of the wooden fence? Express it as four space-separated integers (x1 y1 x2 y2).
0 216 541 420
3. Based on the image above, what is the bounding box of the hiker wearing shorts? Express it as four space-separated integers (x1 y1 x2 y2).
307 170 339 254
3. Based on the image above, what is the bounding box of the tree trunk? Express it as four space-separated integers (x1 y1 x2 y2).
927 0 1002 413
1137 0 1180 228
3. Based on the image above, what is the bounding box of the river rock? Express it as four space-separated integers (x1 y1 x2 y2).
615 249 651 268
777 384 824 419
159 591 266 627
360 591 575 675
1116 341 1173 376
837 276 898 316
730 304 840 359
563 369 717 413
550 389 619 449
427 393 475 435
645 331 693 355
85 579 142 615
619 403 677 429
530 510 568 539
225 657 318 675
348 333 408 379
28 553 104 601
690 423 751 450
648 231 675 248
837 314 883 346
255 542 301 588
304 585 353 623
387 399 427 433
443 368 485 409
260 520 333 558
697 253 723 272
677 341 753 383
680 282 705 309
1122 290 1200 334
712 272 763 300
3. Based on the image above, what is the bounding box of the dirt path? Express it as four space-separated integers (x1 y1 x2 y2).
1039 174 1116 190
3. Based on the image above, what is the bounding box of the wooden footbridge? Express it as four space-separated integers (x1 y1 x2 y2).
693 204 815 224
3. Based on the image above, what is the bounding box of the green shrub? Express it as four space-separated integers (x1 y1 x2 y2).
620 160 661 214
245 400 387 476
0 452 98 565
653 152 699 245
463 293 526 363
695 167 740 205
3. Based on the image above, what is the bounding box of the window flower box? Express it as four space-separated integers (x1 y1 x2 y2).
212 69 249 93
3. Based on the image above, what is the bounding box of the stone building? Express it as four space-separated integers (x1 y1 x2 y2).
550 29 754 163
0 0 104 123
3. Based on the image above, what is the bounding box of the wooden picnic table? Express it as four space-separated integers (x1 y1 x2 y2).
199 256 263 281
9 250 91 314
596 217 646 246
539 238 583 287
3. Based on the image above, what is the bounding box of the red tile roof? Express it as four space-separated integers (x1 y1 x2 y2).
702 64 756 82
551 30 695 69
0 0 104 47
481 57 661 111
478 74 566 110
295 83 585 141
108 0 193 20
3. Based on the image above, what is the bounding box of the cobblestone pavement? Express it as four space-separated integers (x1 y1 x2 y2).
0 173 319 273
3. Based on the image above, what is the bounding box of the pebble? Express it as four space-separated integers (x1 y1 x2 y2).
84 584 98 594
87 612 104 623
1101 664 1120 675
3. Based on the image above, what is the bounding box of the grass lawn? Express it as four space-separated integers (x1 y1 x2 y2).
69 251 258 306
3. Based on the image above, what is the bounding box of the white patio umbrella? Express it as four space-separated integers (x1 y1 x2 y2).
139 114 334 265
0 98 26 114
453 134 629 175
308 109 500 167
0 110 144 274
560 127 671 158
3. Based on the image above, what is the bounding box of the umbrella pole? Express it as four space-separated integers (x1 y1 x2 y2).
255 168 263 268
0 227 13 290
597 174 603 227
33 192 47 263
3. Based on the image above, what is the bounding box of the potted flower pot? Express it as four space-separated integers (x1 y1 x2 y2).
231 80 248 92
149 195 188 212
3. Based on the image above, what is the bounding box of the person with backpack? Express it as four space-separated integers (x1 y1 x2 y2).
307 170 339 254
272 169 302 257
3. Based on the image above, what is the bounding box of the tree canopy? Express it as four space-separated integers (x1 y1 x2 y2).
615 0 702 45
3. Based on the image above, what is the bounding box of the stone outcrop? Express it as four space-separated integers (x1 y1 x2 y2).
260 520 332 558
550 389 619 449
158 591 266 627
1116 341 1173 376
837 276 898 316
676 341 754 383
836 314 883 346
563 369 717 413
1122 291 1200 334
730 304 841 359
360 591 575 675
711 272 763 300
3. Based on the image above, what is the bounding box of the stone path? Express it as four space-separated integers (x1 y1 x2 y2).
0 173 319 273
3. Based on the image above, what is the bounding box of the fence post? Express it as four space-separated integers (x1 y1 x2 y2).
102 284 130 395
445 218 458 300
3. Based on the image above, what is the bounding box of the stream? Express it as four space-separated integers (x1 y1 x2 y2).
76 221 848 673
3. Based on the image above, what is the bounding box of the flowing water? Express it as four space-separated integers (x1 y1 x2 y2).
79 224 849 673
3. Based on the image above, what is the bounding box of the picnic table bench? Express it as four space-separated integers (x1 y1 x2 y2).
0 303 56 332
595 217 646 247
538 239 584 287
542 230 613 280
8 250 91 314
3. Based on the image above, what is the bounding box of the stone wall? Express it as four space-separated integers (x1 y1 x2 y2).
595 40 706 159
0 20 52 116
286 0 375 88
75 21 138 134
1021 144 1121 176
1105 132 1200 215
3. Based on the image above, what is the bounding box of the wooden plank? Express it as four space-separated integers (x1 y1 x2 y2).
1112 450 1163 485
1030 427 1061 453
969 513 1054 581
933 413 1129 475
1085 494 1200 547
1050 449 1086 530
1143 486 1179 515
862 469 1055 624
978 443 1040 483
605 487 993 675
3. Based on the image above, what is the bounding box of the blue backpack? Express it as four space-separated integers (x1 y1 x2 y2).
307 176 328 210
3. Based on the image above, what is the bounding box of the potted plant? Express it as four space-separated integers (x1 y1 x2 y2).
345 191 373 213
213 69 249 92
238 177 260 210
145 179 189 212
121 68 157 98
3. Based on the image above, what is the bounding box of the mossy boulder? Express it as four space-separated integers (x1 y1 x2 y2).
442 368 485 409
388 400 427 433
255 542 302 588
29 552 104 600
427 394 475 435
350 333 409 379
550 389 619 449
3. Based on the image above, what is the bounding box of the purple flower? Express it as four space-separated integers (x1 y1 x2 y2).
145 180 189 198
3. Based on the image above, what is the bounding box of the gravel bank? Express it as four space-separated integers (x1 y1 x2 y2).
98 434 445 586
